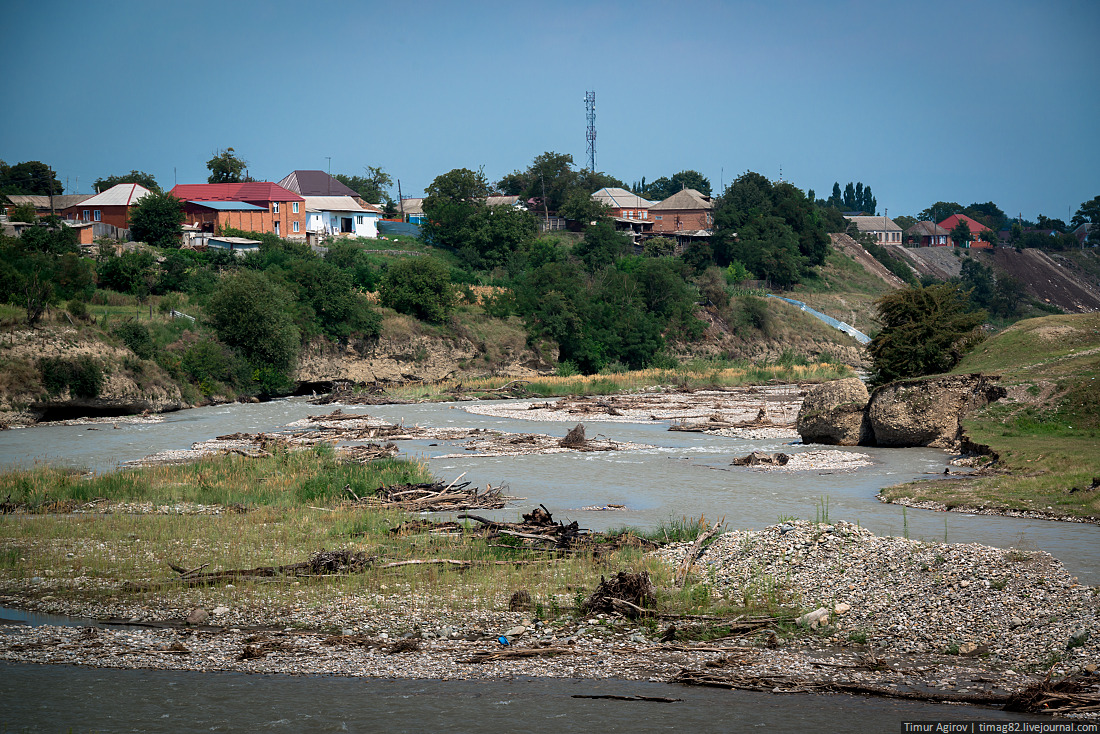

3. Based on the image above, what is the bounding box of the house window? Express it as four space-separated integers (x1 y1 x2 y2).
94 210 101 222
655 215 663 220
292 202 299 214
273 202 280 213
356 215 364 225
293 221 300 233
274 221 280 236
83 210 89 221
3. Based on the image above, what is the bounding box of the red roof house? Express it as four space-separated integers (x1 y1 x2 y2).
938 214 993 248
170 183 305 238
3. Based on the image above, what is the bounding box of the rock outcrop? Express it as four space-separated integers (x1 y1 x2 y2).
865 374 1005 449
797 374 1005 450
796 377 872 446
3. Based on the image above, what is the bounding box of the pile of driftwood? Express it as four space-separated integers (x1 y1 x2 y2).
341 443 399 463
457 505 659 555
449 380 532 399
125 549 374 590
356 476 510 512
1004 670 1100 714
669 406 776 433
580 571 656 619
731 451 790 467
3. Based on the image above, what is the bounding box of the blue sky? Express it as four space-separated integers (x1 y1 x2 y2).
2 0 1097 221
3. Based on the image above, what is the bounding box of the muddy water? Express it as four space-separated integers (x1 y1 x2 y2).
2 397 1099 584
0 662 1046 733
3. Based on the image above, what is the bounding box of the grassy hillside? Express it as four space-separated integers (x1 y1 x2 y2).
787 248 898 336
881 313 1100 520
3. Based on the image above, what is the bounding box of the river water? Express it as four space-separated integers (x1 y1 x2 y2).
0 397 1093 729
1 396 1098 583
0 662 1046 733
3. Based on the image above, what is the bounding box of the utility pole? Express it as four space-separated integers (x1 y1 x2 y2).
398 179 404 219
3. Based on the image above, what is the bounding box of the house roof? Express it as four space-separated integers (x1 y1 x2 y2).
846 215 902 232
65 184 151 208
188 201 266 211
592 187 654 209
906 221 949 237
302 196 380 214
399 198 425 216
9 194 93 210
276 171 360 198
170 183 304 203
938 213 991 233
649 189 713 211
486 195 523 207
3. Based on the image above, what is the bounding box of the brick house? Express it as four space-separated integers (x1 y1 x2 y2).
938 213 993 248
61 184 152 229
591 187 655 220
648 189 714 234
170 182 305 239
845 216 903 244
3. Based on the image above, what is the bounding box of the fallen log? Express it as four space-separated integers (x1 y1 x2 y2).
675 520 723 587
571 695 682 703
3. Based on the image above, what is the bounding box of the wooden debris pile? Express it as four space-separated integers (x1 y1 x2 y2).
450 380 532 398
340 443 399 463
127 549 374 591
731 451 790 467
1004 670 1100 714
669 406 776 433
580 571 656 619
460 506 660 555
362 478 510 512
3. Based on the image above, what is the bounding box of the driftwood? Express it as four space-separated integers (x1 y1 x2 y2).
675 520 723 587
310 386 411 406
581 571 656 618
458 510 658 554
127 549 373 591
459 646 574 664
341 443 399 463
731 452 789 467
362 476 510 512
1004 670 1100 714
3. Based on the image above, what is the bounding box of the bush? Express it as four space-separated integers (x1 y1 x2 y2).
39 356 104 398
111 321 155 360
378 257 455 323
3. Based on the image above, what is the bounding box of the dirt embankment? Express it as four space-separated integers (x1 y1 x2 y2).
984 247 1100 313
829 233 907 288
0 327 186 426
295 333 554 386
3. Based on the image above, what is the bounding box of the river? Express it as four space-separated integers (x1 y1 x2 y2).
0 661 1047 733
1 396 1097 584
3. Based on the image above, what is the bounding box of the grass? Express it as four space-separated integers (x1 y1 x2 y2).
881 313 1100 520
0 455 771 625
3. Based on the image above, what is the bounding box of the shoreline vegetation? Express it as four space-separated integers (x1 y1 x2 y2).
877 314 1100 523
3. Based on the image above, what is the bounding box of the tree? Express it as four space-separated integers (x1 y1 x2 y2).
523 152 577 212
963 202 1006 231
1035 214 1067 233
1071 195 1100 246
949 219 972 247
334 166 393 205
129 192 184 248
378 257 454 323
8 203 37 223
206 270 300 393
868 283 985 385
420 167 491 251
0 160 63 195
94 171 161 194
558 188 611 226
644 170 712 201
206 148 248 184
919 202 963 223
959 258 994 309
573 220 630 271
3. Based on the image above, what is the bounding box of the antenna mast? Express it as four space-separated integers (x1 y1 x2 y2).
585 91 596 172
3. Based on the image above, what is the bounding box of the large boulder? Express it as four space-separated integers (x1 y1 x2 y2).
866 374 1004 448
797 378 872 446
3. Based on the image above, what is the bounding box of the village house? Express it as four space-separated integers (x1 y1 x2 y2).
938 213 993 249
303 196 382 240
170 182 305 239
905 221 951 247
845 215 903 244
60 184 151 229
648 189 714 234
8 194 93 219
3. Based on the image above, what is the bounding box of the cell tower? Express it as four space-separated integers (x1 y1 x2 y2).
585 91 596 172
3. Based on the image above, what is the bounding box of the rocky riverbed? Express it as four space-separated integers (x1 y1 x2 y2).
2 521 1097 715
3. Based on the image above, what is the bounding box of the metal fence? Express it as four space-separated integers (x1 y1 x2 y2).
766 295 871 345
